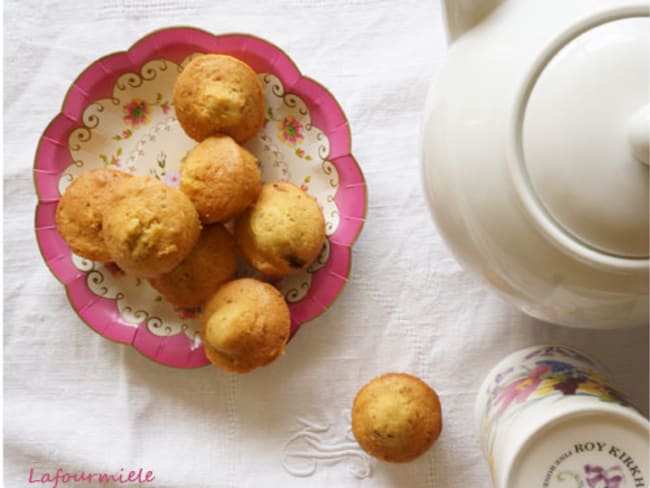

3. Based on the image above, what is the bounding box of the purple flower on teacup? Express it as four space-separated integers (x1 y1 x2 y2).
536 360 578 373
584 465 624 488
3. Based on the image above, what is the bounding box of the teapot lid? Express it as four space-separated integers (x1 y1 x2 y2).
519 16 648 259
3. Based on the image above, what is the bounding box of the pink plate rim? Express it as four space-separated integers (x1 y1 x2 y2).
33 26 367 369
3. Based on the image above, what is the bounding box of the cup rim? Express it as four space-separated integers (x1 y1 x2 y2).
501 403 649 488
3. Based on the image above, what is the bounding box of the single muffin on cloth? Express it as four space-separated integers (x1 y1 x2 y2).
172 54 265 143
180 135 261 223
55 168 133 262
235 181 326 278
351 373 443 463
148 223 237 307
200 278 290 373
102 176 201 278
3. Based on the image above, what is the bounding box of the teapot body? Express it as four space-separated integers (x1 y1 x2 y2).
422 0 649 327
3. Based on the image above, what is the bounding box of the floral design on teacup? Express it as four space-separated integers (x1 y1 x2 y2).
492 360 629 419
483 347 627 424
556 464 625 488
584 464 625 488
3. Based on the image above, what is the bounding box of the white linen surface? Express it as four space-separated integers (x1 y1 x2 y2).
4 1 648 487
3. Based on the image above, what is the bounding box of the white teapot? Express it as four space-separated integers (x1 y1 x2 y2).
421 0 649 328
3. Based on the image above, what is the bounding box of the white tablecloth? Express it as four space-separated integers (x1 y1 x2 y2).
5 1 648 487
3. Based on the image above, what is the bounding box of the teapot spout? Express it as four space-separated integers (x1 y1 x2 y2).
443 0 503 41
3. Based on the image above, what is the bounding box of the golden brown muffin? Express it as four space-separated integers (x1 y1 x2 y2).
173 54 265 143
102 176 201 278
55 168 133 262
235 181 326 277
200 278 291 373
180 135 261 223
148 224 237 307
351 373 442 463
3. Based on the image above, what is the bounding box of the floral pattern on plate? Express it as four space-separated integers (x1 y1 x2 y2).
34 28 366 368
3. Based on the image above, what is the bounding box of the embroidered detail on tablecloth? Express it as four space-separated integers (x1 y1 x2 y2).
282 412 372 479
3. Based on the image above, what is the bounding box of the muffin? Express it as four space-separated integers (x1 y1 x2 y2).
180 135 261 223
148 224 237 307
235 181 326 277
200 278 291 373
102 176 201 278
173 54 265 143
55 168 132 262
351 373 442 463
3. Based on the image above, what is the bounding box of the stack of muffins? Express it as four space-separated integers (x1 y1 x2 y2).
56 53 326 374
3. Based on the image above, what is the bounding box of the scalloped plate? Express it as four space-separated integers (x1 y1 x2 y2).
34 27 366 368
